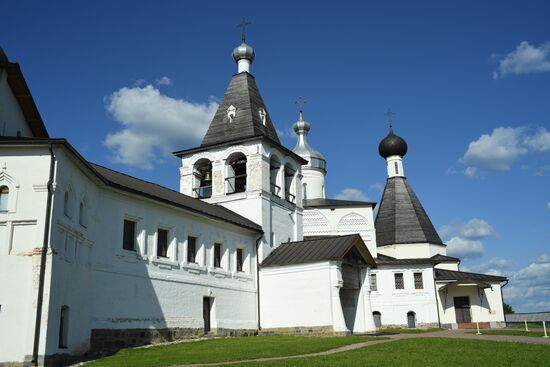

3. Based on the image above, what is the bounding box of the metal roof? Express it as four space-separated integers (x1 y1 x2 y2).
430 254 460 262
261 234 376 268
200 72 280 147
434 268 507 282
375 177 444 247
304 198 376 209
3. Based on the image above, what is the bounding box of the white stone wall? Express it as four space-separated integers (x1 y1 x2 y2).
437 282 505 326
370 265 440 327
377 242 446 259
0 146 53 363
0 69 33 137
303 206 377 257
0 144 261 364
178 140 303 260
260 262 333 329
301 168 325 200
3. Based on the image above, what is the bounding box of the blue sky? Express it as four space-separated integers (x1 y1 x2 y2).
2 0 549 311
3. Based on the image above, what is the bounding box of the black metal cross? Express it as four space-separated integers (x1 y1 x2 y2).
237 18 252 42
295 96 307 113
384 109 396 128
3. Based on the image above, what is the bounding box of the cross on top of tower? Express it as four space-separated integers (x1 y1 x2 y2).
295 96 307 113
384 109 396 129
237 18 252 42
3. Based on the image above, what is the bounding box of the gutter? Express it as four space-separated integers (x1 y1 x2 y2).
500 279 509 326
432 266 442 328
255 234 263 332
32 143 56 366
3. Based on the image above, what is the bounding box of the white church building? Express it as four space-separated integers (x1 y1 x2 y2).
0 37 507 366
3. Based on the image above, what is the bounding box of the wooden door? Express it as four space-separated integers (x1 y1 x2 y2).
203 297 211 333
407 312 416 328
454 296 471 323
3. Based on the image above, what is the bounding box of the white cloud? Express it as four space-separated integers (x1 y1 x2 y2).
446 237 484 259
524 127 550 152
460 218 495 239
439 218 495 240
155 76 173 86
460 126 550 176
473 257 511 276
369 183 385 192
462 127 528 174
334 188 371 202
503 253 550 311
104 83 218 169
493 41 550 79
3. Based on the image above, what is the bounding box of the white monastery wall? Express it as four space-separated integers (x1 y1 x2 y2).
0 70 32 137
370 265 440 327
437 283 505 327
0 147 52 363
259 262 333 329
377 243 446 259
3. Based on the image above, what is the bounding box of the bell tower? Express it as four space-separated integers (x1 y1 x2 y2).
174 28 306 260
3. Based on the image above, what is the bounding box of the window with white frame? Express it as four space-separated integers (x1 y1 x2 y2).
394 273 404 290
236 248 244 272
157 228 169 258
370 273 378 291
187 236 197 263
122 219 136 251
414 272 424 289
0 186 9 211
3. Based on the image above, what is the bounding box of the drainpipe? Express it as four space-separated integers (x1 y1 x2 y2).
32 143 56 366
500 280 509 327
432 266 442 328
255 234 263 332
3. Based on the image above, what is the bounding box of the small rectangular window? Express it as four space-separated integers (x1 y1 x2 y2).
394 273 404 290
214 243 221 268
236 248 244 272
370 273 378 291
414 272 424 289
58 305 70 348
395 161 399 175
157 229 168 258
187 236 197 263
122 220 136 251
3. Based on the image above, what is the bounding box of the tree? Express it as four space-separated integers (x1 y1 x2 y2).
503 303 515 314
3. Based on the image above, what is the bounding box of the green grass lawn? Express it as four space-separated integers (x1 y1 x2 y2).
228 338 550 367
379 327 444 334
467 329 548 338
86 335 382 367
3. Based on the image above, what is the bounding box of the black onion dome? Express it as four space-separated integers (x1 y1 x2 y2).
378 129 408 158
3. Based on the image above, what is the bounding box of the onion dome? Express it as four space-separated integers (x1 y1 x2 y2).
232 42 255 63
378 128 408 159
293 112 326 173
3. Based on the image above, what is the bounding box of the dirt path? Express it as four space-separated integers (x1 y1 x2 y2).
172 329 550 367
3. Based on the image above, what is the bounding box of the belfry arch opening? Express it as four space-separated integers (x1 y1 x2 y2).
269 156 282 197
193 159 213 199
226 153 247 194
284 164 296 203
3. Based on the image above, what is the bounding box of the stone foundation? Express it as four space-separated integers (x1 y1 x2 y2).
90 327 257 353
259 325 347 336
379 322 440 329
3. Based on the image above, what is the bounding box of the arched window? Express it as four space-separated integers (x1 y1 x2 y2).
284 165 296 203
226 153 247 194
79 201 86 227
373 311 382 328
0 186 9 211
59 305 70 348
407 311 416 328
193 159 213 199
63 191 71 218
270 156 281 197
